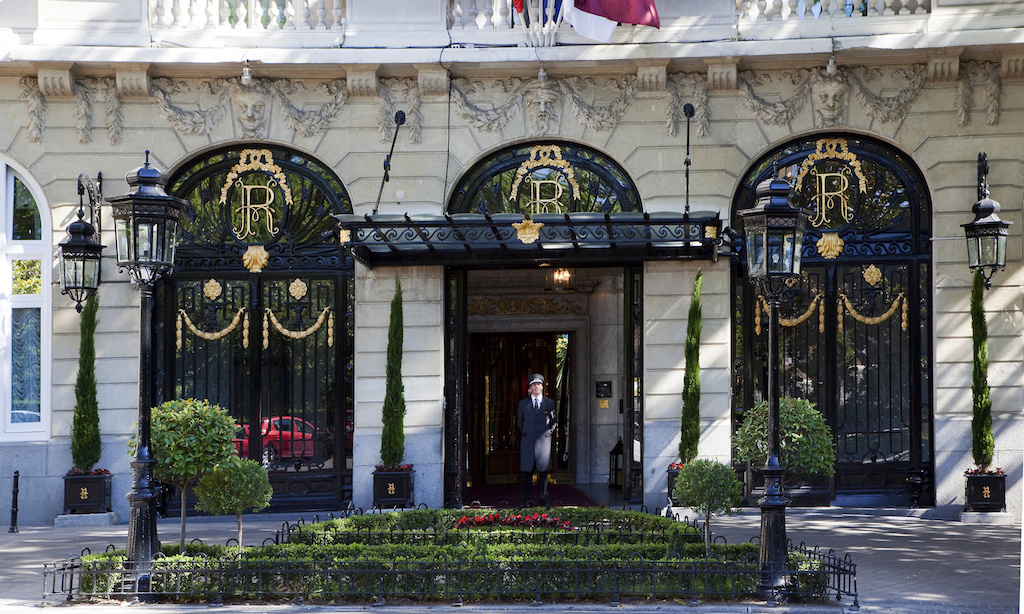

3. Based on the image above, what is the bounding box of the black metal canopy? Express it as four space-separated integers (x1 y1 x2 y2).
335 211 722 269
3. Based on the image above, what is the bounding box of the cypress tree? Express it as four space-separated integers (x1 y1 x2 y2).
380 276 406 467
71 293 101 472
679 269 703 464
970 270 994 471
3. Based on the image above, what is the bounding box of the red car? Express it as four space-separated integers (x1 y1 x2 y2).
232 416 319 463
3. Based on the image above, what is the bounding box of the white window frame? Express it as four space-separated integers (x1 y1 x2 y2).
0 162 51 441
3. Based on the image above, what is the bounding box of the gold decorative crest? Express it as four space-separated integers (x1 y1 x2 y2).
242 245 270 273
863 264 882 286
795 139 868 229
203 279 223 300
339 228 351 244
508 145 581 213
289 278 308 300
512 218 545 244
220 149 294 241
816 232 845 259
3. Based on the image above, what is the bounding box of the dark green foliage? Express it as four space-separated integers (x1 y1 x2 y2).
380 276 406 467
672 458 742 557
734 397 836 477
75 508 839 604
195 457 273 555
970 270 994 471
679 269 703 464
129 398 237 550
71 294 101 473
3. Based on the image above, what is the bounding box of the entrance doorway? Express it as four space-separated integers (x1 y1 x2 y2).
467 332 572 487
732 135 934 506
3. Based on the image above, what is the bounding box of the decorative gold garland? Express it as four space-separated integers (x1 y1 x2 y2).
263 307 334 349
755 294 823 335
837 292 907 333
176 308 248 349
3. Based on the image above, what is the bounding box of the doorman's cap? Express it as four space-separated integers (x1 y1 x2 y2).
528 374 545 386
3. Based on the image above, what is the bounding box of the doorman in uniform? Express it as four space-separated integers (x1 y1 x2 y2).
518 373 556 508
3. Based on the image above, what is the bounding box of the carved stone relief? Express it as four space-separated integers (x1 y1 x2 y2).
377 78 423 144
738 65 926 128
666 72 709 138
450 71 637 136
147 77 348 138
19 77 123 144
956 61 1001 127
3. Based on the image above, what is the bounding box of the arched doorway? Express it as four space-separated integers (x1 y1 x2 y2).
732 135 934 507
157 145 355 511
442 141 648 506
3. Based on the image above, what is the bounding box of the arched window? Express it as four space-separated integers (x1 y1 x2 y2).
449 141 642 214
1 165 50 440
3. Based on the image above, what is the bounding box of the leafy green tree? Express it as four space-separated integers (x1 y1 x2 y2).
970 270 994 471
71 294 101 473
672 458 742 557
679 269 703 464
380 276 407 468
130 398 237 549
195 457 273 555
734 397 836 477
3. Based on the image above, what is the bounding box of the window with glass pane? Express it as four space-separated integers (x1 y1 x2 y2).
12 259 41 295
11 308 41 423
13 177 40 241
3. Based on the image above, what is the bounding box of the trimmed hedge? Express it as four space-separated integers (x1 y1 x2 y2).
71 509 834 604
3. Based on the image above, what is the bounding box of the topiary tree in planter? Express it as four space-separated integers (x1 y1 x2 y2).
195 457 273 555
374 275 413 507
964 270 1006 512
734 397 836 479
672 458 742 557
130 398 237 549
64 294 112 515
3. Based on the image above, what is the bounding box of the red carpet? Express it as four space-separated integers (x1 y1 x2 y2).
463 484 600 509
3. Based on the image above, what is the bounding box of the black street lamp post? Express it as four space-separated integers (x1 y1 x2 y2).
106 152 185 591
738 175 808 601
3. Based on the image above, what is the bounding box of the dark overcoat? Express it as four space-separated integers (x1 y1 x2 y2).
518 395 556 472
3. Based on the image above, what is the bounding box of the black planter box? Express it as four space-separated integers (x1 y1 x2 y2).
373 470 415 508
667 469 679 506
965 473 1006 512
64 474 112 514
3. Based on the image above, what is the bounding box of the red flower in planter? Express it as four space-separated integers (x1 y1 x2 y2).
66 468 111 477
375 463 414 472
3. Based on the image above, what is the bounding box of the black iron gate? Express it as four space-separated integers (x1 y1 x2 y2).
732 135 934 506
157 144 355 511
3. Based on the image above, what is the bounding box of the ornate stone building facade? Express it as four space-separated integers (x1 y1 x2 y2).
0 1 1021 525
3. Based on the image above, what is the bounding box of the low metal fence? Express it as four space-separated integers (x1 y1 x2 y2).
43 544 856 607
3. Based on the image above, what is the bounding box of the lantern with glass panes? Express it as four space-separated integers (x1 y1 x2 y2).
609 437 624 489
963 153 1012 290
59 174 105 312
106 151 186 591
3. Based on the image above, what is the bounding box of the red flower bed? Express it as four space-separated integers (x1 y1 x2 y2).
456 512 573 531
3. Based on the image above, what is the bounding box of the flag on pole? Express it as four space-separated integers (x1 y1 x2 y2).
574 0 660 29
563 2 617 43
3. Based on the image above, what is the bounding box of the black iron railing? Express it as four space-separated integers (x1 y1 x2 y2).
44 540 856 607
